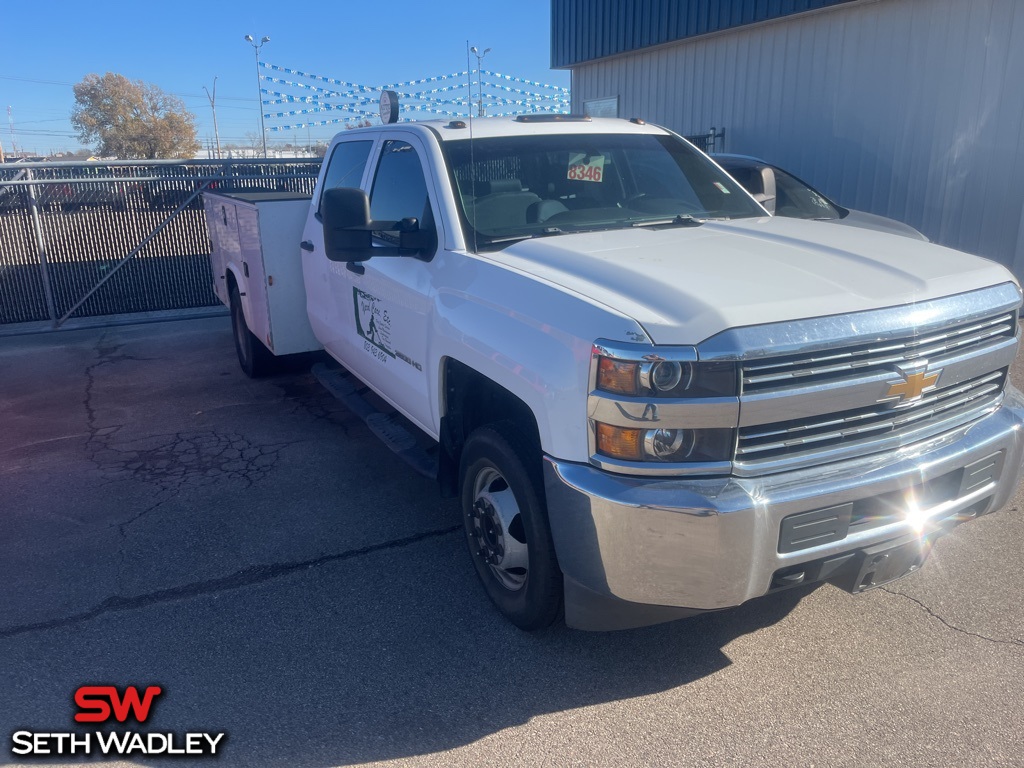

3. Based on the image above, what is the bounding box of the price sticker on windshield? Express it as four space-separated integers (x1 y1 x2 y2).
567 153 605 182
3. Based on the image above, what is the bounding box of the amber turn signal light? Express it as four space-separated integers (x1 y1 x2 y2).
596 357 639 395
595 423 644 461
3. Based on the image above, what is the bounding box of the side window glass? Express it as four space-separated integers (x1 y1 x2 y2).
773 169 840 219
318 140 373 215
369 140 430 226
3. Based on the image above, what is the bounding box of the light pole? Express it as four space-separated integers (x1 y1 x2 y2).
470 46 490 117
244 34 270 157
203 77 222 159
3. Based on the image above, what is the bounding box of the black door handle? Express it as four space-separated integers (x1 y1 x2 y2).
346 262 365 275
300 240 315 252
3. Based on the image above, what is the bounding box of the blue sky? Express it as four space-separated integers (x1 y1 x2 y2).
0 0 567 155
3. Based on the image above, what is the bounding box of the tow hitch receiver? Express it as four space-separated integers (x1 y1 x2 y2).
832 535 936 593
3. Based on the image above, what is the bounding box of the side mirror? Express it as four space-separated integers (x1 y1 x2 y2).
321 187 436 262
322 187 374 261
752 167 777 215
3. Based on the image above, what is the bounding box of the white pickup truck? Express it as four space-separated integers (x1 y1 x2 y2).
204 113 1024 631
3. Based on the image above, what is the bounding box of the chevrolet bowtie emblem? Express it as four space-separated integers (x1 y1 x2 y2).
885 370 940 404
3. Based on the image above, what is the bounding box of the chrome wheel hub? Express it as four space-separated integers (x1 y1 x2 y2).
468 467 529 591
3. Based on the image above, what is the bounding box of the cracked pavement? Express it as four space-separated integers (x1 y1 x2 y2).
1 316 1023 767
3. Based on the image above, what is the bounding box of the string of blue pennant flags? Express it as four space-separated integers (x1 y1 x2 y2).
261 91 557 112
260 82 481 107
482 70 570 93
257 61 569 131
261 63 569 95
259 78 563 107
267 105 571 131
261 63 474 90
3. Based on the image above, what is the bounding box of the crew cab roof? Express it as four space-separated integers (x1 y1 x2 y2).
335 116 671 142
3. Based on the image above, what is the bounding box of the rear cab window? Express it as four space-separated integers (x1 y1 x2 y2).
318 140 373 216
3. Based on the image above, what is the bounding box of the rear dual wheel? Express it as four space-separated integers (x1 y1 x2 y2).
229 283 277 378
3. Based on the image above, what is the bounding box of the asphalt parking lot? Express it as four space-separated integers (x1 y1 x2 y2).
2 316 1023 767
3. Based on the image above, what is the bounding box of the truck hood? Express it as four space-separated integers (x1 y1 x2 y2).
485 216 1015 345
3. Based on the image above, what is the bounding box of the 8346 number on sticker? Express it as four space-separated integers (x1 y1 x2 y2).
567 153 605 182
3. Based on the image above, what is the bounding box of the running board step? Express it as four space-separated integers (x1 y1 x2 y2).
312 362 438 479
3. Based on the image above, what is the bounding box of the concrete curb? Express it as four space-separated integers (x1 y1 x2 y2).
0 306 229 338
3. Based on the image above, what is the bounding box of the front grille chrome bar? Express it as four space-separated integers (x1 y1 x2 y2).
737 370 1005 460
693 284 1021 477
742 313 1015 391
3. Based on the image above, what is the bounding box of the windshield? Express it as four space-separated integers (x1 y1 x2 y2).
443 133 763 250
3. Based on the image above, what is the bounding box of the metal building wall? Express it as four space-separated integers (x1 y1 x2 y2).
570 0 1024 276
551 0 856 68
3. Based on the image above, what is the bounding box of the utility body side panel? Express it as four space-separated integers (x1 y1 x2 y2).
205 197 240 307
205 192 322 356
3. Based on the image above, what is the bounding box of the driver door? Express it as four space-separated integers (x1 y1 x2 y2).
338 133 438 435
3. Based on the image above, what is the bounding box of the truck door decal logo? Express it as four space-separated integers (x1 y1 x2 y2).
353 287 395 360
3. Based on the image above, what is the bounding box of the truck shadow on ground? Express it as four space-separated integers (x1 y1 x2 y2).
3 542 819 767
211 575 818 767
0 360 819 767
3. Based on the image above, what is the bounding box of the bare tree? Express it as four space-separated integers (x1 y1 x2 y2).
71 73 201 159
244 132 265 157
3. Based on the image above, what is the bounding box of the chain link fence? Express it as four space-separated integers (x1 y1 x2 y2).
0 159 321 326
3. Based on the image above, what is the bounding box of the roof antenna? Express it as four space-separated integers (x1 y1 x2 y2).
466 40 478 254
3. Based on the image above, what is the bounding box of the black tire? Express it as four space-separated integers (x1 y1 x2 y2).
460 423 563 630
229 283 277 378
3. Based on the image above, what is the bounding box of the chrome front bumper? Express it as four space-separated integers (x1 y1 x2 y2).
545 387 1024 626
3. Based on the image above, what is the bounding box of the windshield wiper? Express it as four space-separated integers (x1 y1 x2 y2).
482 235 534 245
630 214 704 228
480 227 566 248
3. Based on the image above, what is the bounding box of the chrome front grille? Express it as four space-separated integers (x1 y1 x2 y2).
705 286 1024 477
737 369 1006 462
742 313 1016 393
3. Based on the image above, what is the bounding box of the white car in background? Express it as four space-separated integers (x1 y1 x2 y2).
713 153 928 241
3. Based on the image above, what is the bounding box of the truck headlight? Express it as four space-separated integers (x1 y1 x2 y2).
644 427 691 460
596 356 737 397
596 424 733 463
641 360 685 392
591 345 738 470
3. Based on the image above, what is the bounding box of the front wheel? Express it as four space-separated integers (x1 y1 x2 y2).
460 423 562 630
